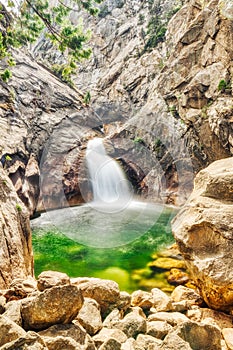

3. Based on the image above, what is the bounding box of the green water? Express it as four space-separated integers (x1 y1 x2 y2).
32 207 175 292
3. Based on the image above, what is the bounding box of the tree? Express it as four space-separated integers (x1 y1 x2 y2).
0 0 102 83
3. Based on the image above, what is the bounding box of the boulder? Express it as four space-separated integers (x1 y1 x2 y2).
222 328 233 350
98 338 121 350
40 336 81 350
151 288 172 312
148 312 189 326
0 315 26 347
92 327 127 347
3 300 22 326
146 321 173 339
113 312 147 338
172 157 233 312
0 168 33 289
171 286 203 306
38 323 87 345
9 276 37 297
37 270 70 291
0 331 47 350
71 278 120 314
176 321 222 350
75 297 103 335
21 285 83 330
131 290 154 310
135 334 162 348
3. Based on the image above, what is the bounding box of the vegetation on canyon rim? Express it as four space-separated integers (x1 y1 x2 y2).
0 0 103 83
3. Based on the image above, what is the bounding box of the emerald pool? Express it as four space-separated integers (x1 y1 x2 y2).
31 204 175 293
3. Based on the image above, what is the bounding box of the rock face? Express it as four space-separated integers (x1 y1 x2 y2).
0 0 232 211
0 167 33 289
172 157 233 312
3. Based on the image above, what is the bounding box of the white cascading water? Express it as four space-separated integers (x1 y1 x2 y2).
86 138 132 207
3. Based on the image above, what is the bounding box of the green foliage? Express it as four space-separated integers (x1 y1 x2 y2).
83 90 91 104
0 0 103 83
16 203 22 212
5 155 12 161
154 138 162 148
218 79 231 93
144 16 167 51
133 137 144 144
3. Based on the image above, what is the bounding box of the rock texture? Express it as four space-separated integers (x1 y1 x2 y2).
0 0 232 211
0 273 231 350
172 157 233 312
0 167 33 289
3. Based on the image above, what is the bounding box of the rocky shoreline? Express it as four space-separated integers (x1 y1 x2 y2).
0 271 232 350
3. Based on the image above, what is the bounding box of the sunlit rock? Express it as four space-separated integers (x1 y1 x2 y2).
172 157 233 312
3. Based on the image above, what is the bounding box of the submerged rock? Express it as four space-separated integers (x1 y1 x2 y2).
172 157 233 312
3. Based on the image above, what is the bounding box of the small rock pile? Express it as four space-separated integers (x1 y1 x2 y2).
0 271 232 350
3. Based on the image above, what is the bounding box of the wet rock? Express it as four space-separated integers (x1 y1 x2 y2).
21 285 83 330
222 328 233 350
167 268 189 286
0 315 26 347
37 270 70 291
148 258 186 271
146 321 173 340
72 278 120 315
172 157 233 312
75 297 103 335
131 290 154 310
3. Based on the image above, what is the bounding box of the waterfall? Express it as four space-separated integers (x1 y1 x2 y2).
86 138 132 208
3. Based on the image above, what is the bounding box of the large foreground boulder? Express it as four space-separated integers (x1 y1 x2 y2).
0 168 33 289
172 157 233 312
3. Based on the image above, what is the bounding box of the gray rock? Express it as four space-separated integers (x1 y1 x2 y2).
146 321 173 339
21 285 83 330
114 312 147 338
